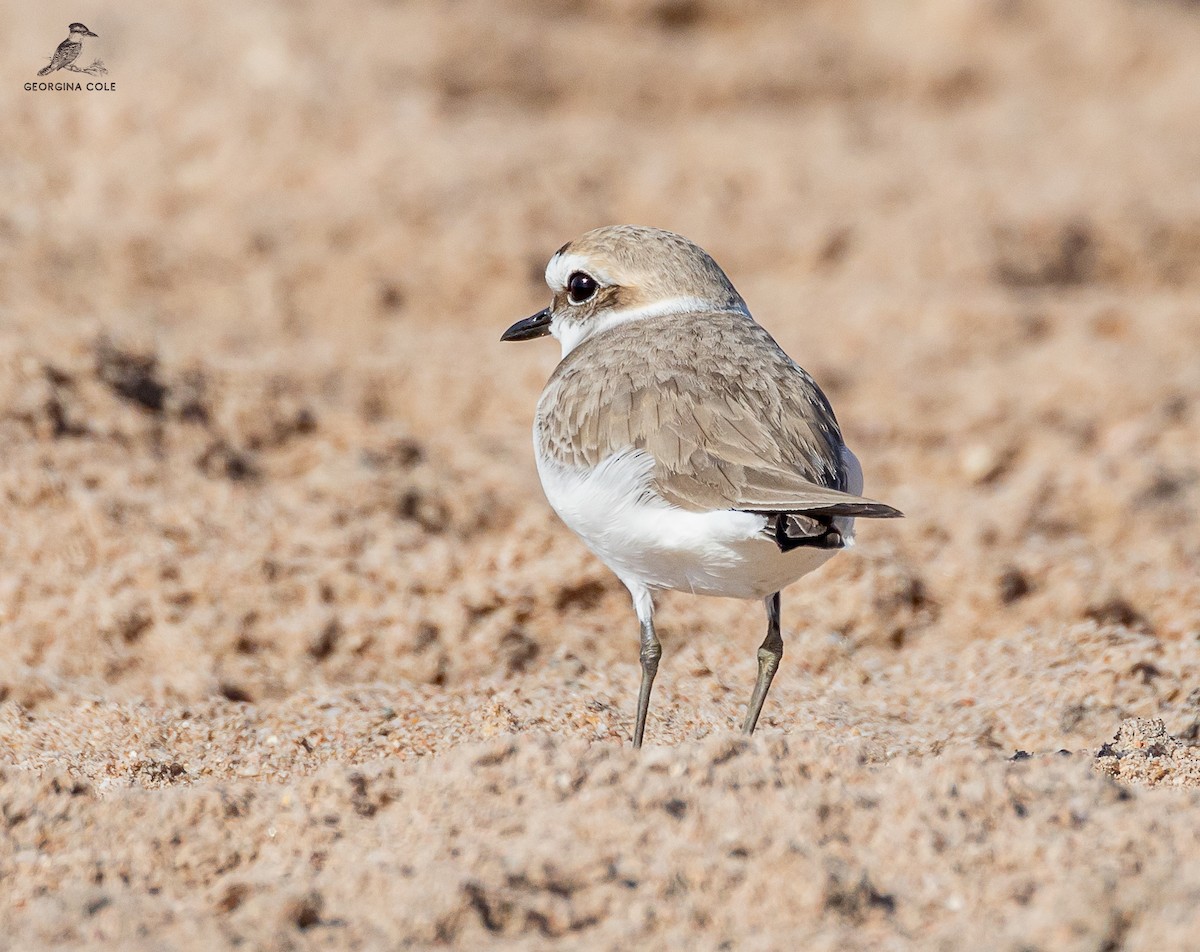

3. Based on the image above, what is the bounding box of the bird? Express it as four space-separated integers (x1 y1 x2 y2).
501 225 902 747
38 23 98 76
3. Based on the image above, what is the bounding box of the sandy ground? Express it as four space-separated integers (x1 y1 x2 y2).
2 0 1200 948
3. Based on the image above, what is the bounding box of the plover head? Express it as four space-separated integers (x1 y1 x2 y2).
68 22 98 37
501 225 749 356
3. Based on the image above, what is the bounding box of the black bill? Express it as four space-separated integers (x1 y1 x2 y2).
500 307 552 342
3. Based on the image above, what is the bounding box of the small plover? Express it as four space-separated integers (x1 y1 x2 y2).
502 225 901 747
38 23 98 76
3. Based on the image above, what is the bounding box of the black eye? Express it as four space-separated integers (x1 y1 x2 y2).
567 271 598 304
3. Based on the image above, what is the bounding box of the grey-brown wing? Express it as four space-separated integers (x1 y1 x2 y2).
632 360 898 516
537 312 901 518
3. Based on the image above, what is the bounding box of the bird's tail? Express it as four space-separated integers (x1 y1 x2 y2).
37 64 54 76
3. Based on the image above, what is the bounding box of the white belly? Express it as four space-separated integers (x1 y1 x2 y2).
534 448 851 601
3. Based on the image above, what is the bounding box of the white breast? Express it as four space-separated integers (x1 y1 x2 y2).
534 444 847 601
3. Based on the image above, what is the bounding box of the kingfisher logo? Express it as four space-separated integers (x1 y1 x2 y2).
26 22 115 91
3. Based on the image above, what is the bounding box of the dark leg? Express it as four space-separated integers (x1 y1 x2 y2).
631 586 660 749
742 592 783 734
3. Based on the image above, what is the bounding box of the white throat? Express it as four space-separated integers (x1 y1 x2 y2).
552 296 742 357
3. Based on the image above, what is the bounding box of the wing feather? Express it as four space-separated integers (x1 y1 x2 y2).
536 311 901 518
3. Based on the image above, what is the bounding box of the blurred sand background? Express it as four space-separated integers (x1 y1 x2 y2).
2 0 1200 947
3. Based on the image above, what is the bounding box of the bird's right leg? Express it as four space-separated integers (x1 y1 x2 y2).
630 584 660 749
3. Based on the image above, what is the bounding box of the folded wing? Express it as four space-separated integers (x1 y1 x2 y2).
538 311 902 520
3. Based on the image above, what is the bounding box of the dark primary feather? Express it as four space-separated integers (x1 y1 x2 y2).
768 512 845 552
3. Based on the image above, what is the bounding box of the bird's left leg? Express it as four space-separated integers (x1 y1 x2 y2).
630 584 660 749
742 591 783 734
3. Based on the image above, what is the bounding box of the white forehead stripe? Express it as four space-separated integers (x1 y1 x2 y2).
545 252 615 291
